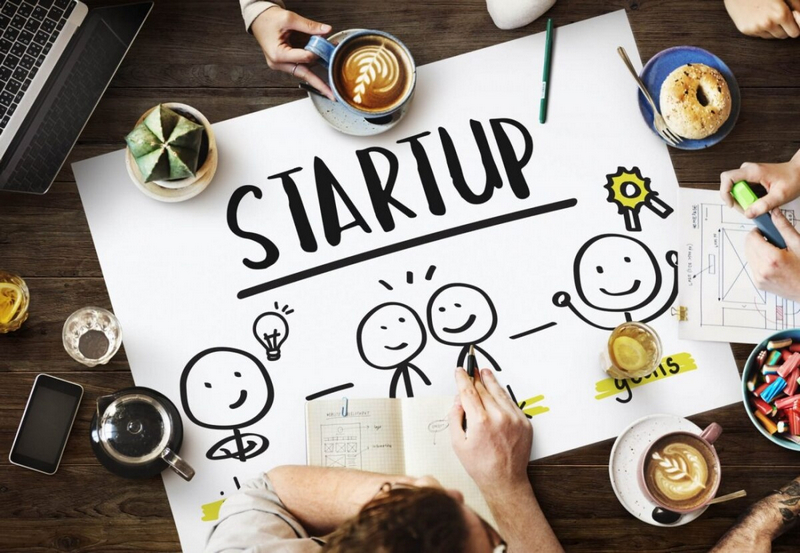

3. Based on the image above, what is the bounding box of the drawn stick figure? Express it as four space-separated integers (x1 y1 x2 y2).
180 347 274 462
356 302 430 398
427 283 501 371
552 234 678 330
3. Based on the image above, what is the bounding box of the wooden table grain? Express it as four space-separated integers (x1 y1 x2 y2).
1 1 799 551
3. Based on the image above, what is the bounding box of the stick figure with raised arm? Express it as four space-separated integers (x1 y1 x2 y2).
357 302 430 398
552 234 678 330
427 283 502 372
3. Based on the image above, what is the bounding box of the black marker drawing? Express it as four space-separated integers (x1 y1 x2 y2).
357 302 430 398
253 304 292 361
509 321 557 340
306 382 355 401
611 356 684 404
237 200 577 298
506 385 533 419
553 234 678 331
219 475 242 497
604 166 673 232
180 347 274 462
427 283 501 371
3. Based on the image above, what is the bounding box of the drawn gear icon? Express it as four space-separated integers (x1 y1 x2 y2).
603 166 673 232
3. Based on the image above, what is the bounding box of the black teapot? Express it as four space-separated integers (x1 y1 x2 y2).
90 387 194 481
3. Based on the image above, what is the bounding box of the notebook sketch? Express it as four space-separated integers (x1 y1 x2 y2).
678 187 800 343
306 396 495 526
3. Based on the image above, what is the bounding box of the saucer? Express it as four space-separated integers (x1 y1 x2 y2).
637 46 741 150
609 413 708 527
306 29 409 137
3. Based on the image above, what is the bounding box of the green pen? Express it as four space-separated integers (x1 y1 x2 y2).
539 18 554 124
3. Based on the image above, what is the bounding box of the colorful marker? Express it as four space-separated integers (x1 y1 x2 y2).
730 181 787 249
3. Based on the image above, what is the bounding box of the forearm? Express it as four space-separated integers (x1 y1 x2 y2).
267 466 413 535
240 0 284 32
483 481 563 553
711 476 800 553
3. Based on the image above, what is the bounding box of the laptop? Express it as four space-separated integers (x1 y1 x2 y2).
0 1 152 194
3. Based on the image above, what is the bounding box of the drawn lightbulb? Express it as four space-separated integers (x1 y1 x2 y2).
253 312 289 361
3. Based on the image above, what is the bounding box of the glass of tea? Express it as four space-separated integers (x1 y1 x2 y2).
0 270 30 333
604 321 662 380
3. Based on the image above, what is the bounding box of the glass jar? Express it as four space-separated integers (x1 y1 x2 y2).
604 321 662 380
0 271 30 333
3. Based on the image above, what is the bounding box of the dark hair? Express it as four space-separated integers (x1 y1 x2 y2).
322 486 468 553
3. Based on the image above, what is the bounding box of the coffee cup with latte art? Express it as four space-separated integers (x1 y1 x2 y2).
638 423 723 513
305 30 416 122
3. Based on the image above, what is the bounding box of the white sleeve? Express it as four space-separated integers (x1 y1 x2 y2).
203 473 323 553
239 0 286 32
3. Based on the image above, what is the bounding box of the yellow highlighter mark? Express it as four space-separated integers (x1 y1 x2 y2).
201 499 226 522
519 394 550 417
507 385 550 418
595 352 698 403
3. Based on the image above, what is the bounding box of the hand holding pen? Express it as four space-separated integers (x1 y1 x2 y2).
449 367 533 494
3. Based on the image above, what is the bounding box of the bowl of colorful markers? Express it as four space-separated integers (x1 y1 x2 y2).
743 329 800 451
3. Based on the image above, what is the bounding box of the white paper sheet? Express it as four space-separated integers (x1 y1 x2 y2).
73 11 741 552
678 187 800 343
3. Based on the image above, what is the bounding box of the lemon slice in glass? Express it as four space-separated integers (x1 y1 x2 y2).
0 282 23 324
612 336 647 372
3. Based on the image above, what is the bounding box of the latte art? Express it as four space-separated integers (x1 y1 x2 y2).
650 443 708 501
643 434 719 510
333 36 412 113
348 44 399 105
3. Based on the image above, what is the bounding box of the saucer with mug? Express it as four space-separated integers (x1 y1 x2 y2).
609 413 726 527
303 29 416 136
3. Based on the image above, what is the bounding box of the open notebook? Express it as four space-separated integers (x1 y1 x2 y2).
305 396 495 526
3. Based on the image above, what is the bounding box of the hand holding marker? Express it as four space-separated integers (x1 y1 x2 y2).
731 181 787 249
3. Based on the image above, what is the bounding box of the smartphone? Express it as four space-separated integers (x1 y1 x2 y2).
9 374 84 475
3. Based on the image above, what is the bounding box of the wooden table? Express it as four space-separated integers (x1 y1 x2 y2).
1 0 799 550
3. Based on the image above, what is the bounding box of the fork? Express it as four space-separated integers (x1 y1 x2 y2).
617 46 683 147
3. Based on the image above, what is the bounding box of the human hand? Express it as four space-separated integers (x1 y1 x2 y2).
745 209 800 301
720 151 800 218
448 368 532 497
724 0 800 38
251 7 335 100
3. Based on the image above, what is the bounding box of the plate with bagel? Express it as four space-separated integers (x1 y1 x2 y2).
638 46 740 150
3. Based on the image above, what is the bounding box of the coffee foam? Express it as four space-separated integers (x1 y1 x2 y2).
333 35 412 113
644 434 717 510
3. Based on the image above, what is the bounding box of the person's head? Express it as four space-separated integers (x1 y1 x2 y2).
322 477 506 553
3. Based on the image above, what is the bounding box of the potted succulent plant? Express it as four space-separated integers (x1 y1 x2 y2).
124 103 217 202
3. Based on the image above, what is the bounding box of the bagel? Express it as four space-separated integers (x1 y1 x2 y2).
659 64 731 140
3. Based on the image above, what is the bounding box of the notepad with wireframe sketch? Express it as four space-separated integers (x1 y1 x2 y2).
305 395 495 526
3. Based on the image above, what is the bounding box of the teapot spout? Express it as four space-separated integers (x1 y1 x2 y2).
96 394 115 419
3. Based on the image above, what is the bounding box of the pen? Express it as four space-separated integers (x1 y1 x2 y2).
299 82 325 98
463 345 478 431
539 18 554 124
466 344 478 380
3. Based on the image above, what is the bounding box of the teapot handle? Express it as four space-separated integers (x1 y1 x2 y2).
161 447 195 482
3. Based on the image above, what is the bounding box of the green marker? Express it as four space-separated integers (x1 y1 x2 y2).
730 180 786 249
539 18 554 124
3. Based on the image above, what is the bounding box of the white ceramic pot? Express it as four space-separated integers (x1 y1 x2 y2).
125 102 218 203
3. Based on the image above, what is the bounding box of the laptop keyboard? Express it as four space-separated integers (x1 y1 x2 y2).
0 0 75 134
